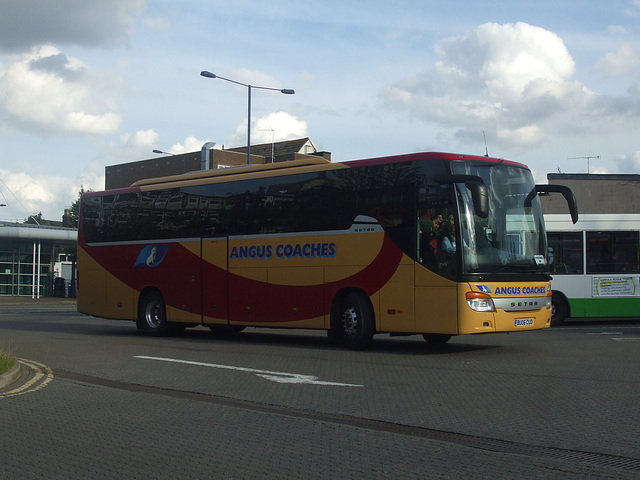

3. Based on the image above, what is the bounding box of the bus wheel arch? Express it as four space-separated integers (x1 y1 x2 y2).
551 291 569 326
138 288 172 336
330 289 375 350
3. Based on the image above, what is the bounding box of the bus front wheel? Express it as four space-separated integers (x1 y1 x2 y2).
139 291 172 336
339 292 375 350
551 292 568 326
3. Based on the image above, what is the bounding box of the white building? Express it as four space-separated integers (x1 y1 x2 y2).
0 222 77 297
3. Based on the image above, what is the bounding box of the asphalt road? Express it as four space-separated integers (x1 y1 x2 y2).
1 299 639 479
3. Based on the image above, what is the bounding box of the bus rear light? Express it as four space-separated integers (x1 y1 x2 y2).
466 291 495 312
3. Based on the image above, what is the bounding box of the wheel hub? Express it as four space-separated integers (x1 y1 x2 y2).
146 302 162 328
342 306 358 336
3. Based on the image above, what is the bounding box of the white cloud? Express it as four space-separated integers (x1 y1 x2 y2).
0 0 147 53
594 43 640 77
496 125 545 151
0 169 77 221
0 46 121 135
625 0 640 17
73 160 106 195
119 129 160 159
380 22 606 152
229 111 309 147
169 136 215 153
615 151 640 172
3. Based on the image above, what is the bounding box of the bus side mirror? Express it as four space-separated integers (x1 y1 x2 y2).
435 175 489 218
468 181 489 219
525 185 579 224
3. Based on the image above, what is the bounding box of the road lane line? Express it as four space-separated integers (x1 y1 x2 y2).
134 355 363 387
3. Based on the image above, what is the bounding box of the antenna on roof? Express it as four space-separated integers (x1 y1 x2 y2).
483 131 489 157
568 155 600 174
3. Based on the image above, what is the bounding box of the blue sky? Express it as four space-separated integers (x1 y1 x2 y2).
1 0 639 221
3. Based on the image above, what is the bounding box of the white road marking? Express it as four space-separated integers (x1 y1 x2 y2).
134 355 363 387
612 338 640 341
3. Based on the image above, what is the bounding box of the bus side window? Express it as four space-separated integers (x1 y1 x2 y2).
548 232 583 274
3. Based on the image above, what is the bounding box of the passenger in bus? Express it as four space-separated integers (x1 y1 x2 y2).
434 214 457 278
440 216 457 253
419 210 437 268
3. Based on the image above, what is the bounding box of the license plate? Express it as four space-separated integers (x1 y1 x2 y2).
515 318 534 327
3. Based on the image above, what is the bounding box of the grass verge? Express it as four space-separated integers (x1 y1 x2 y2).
0 349 16 375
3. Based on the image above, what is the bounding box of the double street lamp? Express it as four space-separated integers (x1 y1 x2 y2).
200 71 295 165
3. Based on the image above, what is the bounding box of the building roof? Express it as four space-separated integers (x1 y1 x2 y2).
0 221 77 242
547 173 640 181
227 137 316 157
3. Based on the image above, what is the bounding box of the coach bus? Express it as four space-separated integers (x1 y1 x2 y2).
77 152 577 349
546 213 639 325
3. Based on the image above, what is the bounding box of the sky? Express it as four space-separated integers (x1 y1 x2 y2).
1 0 639 222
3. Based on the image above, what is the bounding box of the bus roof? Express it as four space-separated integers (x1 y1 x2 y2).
130 157 333 187
346 151 526 168
91 151 528 194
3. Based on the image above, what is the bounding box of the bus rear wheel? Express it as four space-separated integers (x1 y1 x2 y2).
139 291 172 336
339 292 375 350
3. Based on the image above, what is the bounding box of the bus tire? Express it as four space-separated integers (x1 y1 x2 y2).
339 292 375 350
422 334 452 344
138 290 172 336
551 292 568 326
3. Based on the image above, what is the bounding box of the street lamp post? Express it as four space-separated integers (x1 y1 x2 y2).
200 71 295 165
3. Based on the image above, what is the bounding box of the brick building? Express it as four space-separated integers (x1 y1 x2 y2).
540 173 640 215
105 138 330 190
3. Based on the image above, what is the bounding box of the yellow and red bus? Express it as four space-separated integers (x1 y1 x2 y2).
77 152 577 349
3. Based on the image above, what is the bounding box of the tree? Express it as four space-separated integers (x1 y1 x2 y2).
69 187 92 228
25 212 44 225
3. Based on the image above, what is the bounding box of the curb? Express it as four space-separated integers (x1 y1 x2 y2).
0 362 21 390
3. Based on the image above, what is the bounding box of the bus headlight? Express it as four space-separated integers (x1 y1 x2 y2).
466 291 495 312
546 291 552 310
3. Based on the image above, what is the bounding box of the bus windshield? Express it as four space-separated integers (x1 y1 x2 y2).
452 161 548 278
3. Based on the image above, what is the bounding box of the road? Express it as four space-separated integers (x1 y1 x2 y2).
1 300 639 479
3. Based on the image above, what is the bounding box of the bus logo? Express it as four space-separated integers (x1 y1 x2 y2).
134 245 170 268
477 285 492 294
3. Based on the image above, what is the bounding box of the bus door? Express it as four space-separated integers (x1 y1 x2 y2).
156 239 203 324
201 237 230 325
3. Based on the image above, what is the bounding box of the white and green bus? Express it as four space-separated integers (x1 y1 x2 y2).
545 214 640 325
